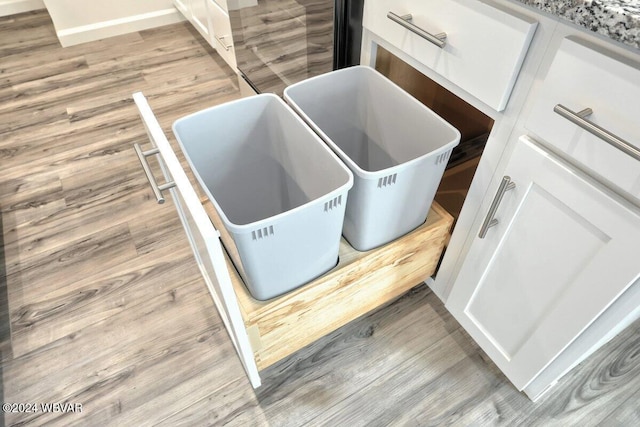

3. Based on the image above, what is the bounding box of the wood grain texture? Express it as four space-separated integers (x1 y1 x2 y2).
160 285 456 426
202 199 453 370
507 325 640 427
2 10 640 427
600 388 640 427
230 0 334 94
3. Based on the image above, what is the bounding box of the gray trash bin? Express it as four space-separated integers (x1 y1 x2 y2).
173 94 353 300
284 66 461 251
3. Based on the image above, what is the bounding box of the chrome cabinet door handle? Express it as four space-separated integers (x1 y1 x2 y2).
215 34 232 51
134 143 176 204
387 12 447 48
478 176 516 239
554 104 640 161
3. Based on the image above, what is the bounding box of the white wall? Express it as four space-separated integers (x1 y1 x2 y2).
0 0 44 17
42 0 184 46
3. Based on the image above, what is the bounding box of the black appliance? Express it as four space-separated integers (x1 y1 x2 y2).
228 0 364 95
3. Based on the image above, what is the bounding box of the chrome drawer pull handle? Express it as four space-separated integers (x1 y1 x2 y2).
478 176 515 239
554 104 640 161
134 143 176 204
387 11 446 48
215 34 231 51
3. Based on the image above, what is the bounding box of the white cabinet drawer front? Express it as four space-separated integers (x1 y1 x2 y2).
363 0 537 111
133 92 261 388
209 0 237 69
526 37 640 204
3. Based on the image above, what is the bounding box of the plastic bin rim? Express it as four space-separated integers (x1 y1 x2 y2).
172 92 282 124
322 137 459 179
171 93 354 234
283 66 462 179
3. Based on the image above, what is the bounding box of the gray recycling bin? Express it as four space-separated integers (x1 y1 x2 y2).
173 94 353 300
284 66 461 251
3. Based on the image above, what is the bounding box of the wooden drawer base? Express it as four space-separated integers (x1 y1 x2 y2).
202 200 453 370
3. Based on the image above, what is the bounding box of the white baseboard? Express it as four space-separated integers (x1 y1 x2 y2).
0 0 44 17
54 8 184 47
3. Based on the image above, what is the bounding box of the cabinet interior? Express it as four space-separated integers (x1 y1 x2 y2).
375 46 495 224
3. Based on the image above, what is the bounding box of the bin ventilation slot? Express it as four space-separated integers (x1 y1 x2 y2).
378 173 398 188
324 195 343 212
252 226 274 240
435 151 451 165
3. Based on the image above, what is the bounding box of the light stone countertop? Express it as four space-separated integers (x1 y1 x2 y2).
515 0 640 49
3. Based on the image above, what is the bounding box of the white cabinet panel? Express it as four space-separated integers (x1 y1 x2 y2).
133 92 261 388
174 0 237 70
212 0 228 12
526 37 640 204
191 0 210 38
468 185 609 358
174 0 190 16
446 136 640 390
208 0 236 69
363 0 537 111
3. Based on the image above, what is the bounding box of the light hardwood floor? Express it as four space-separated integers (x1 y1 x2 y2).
1 10 639 427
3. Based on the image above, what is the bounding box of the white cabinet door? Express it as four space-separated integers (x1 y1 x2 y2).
133 92 261 388
208 0 236 69
174 0 210 42
191 0 210 38
174 0 191 17
446 136 640 390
